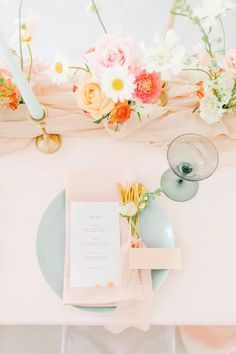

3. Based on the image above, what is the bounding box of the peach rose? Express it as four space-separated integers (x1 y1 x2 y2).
225 49 236 77
76 72 114 119
133 70 161 104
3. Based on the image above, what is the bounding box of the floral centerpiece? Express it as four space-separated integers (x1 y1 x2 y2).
1 0 236 138
48 0 187 130
48 0 236 128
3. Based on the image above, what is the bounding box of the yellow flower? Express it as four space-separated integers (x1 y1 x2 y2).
76 72 114 119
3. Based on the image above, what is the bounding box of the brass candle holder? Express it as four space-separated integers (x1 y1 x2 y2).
156 81 168 106
28 106 62 154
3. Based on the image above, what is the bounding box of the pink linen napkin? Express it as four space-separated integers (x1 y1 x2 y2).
63 169 153 332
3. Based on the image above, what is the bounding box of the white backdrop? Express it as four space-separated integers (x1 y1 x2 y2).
0 0 235 63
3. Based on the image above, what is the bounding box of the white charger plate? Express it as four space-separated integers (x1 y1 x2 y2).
36 191 174 313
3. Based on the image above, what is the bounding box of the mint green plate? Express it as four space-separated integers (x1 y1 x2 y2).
36 191 174 313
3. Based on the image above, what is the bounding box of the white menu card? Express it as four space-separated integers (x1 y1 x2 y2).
70 202 121 288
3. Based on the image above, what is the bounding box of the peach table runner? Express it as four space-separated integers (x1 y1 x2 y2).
0 72 236 154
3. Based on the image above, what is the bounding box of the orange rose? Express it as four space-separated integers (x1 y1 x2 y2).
109 101 131 124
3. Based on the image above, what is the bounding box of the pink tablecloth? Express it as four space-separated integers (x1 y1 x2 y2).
0 135 236 353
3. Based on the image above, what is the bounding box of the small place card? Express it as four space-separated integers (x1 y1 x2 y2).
70 202 121 288
129 248 182 270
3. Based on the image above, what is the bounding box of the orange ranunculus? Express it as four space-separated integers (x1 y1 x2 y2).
0 76 19 111
109 101 131 124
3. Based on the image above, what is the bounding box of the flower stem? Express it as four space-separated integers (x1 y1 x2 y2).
218 16 226 55
18 0 24 70
198 22 213 57
91 0 107 33
27 43 33 81
182 68 212 80
167 80 195 85
85 63 91 72
224 79 236 108
68 66 90 74
171 11 187 17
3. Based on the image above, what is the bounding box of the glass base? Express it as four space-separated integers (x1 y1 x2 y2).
161 169 199 202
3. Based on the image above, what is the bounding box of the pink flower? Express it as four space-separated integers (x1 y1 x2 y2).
133 69 161 104
85 32 140 79
225 49 236 77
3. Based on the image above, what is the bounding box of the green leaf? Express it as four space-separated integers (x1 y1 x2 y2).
201 34 208 43
137 111 142 123
192 105 199 113
93 114 109 124
0 77 6 85
85 63 91 73
192 16 200 24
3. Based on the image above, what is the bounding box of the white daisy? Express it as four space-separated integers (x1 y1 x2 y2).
144 29 186 81
12 11 38 44
10 11 38 53
49 52 69 85
20 13 38 43
101 66 135 102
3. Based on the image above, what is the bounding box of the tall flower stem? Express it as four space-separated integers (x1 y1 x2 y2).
183 68 212 80
18 0 24 70
68 65 90 74
91 0 107 33
218 16 226 55
198 22 213 57
171 10 213 57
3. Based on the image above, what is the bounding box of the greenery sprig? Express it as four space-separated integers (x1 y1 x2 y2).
171 0 226 58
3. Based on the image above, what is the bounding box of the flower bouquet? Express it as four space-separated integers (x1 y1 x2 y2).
49 1 187 131
49 0 236 130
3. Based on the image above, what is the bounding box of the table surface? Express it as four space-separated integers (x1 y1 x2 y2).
0 136 236 326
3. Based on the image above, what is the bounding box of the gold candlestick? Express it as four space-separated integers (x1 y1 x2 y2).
156 82 168 107
28 106 62 154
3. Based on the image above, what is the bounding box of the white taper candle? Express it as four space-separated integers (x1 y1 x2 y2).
0 29 44 120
